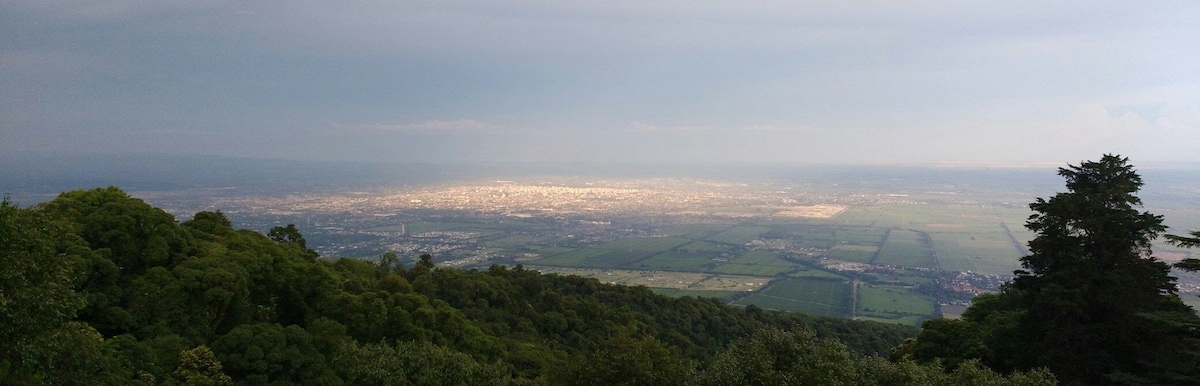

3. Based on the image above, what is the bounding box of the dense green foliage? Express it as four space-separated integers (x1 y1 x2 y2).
695 328 1054 386
899 155 1200 385
0 187 1053 384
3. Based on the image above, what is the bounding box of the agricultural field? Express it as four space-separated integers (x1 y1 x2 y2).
930 232 1024 276
525 246 578 257
787 268 848 280
712 250 801 276
678 240 734 252
596 236 693 251
857 284 937 326
823 244 878 264
486 236 546 249
834 207 887 228
635 251 720 271
529 248 610 267
533 249 659 268
733 278 853 318
776 225 840 249
658 224 732 238
875 230 934 268
430 204 1028 326
705 226 772 245
834 226 888 245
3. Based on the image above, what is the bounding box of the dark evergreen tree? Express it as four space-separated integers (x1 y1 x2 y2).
1014 155 1200 383
904 155 1200 385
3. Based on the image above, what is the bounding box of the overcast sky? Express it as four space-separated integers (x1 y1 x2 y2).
2 1 1198 165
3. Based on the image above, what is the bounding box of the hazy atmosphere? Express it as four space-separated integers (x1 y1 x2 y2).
3 1 1198 165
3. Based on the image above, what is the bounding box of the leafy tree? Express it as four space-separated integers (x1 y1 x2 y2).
174 345 232 386
693 328 859 385
549 329 695 386
268 224 317 260
38 186 190 274
334 340 510 386
695 328 1054 386
210 323 338 385
182 211 234 238
267 224 303 246
0 197 101 382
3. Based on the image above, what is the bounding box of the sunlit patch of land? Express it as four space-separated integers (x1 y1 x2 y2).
774 204 848 218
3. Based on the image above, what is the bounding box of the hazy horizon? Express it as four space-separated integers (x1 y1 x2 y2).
3 2 1198 166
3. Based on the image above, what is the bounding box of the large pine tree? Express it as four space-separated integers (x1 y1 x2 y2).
903 155 1200 385
1010 154 1199 384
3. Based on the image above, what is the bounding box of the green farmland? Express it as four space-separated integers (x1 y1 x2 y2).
733 278 853 318
875 230 934 268
705 226 772 245
510 210 1029 325
452 198 1040 325
857 284 937 326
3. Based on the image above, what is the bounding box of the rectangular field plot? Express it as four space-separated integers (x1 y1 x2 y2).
835 227 888 245
833 208 884 227
526 246 578 256
875 230 934 268
931 239 977 272
712 251 801 276
534 249 660 268
531 248 609 266
823 244 878 263
792 236 839 250
766 225 841 249
658 224 733 238
705 226 772 245
712 263 794 276
678 240 734 252
929 233 1022 275
596 237 693 251
485 236 546 249
787 268 849 280
857 284 936 325
729 251 793 266
634 251 720 271
733 278 852 317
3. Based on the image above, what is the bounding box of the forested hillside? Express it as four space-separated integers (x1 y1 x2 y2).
0 186 1057 384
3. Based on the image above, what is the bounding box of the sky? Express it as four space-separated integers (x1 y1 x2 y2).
2 1 1198 166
